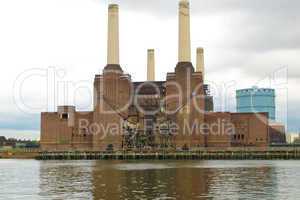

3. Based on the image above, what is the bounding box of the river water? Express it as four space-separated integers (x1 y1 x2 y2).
0 160 300 200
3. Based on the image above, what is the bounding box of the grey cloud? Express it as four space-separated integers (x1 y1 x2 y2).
96 0 300 83
99 0 300 16
224 12 300 52
97 0 300 52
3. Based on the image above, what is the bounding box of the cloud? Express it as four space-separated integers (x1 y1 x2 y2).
99 0 300 19
96 0 300 80
96 0 300 52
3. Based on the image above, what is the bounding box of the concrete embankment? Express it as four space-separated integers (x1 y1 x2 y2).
2 147 300 160
37 148 300 160
0 151 39 159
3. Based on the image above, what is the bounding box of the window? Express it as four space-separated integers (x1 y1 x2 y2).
61 113 69 119
80 128 87 136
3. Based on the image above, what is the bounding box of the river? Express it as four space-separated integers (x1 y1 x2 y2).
0 160 300 199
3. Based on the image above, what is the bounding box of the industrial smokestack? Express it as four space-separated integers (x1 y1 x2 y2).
147 49 155 81
178 0 191 62
196 47 204 77
107 4 119 65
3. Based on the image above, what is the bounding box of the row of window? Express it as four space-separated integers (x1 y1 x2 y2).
233 134 244 140
233 135 264 142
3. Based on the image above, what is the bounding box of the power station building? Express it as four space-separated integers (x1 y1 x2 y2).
40 1 270 151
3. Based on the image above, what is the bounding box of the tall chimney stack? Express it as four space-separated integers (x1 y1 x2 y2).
196 47 204 77
147 49 155 81
178 0 191 62
107 4 119 65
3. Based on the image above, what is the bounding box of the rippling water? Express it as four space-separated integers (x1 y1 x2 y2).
0 160 300 200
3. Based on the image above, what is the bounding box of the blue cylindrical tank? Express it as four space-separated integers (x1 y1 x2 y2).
236 86 275 120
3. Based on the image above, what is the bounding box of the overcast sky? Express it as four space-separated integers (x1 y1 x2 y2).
0 0 299 139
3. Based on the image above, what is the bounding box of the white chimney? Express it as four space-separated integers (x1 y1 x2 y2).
178 0 191 62
147 49 155 81
196 47 204 78
107 4 119 65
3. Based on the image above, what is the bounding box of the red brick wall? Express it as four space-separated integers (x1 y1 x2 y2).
204 112 232 147
231 113 269 147
72 112 94 150
40 112 73 151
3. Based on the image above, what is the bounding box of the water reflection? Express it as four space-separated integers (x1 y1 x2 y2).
39 161 94 199
90 161 279 200
12 160 300 200
91 161 213 199
207 166 277 199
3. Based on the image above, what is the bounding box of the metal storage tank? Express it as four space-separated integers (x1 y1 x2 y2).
236 86 275 120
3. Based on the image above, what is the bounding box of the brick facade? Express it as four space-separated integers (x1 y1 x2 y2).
41 63 270 151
